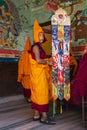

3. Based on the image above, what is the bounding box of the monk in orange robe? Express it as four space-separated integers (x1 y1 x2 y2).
70 47 78 79
29 20 55 124
17 37 31 102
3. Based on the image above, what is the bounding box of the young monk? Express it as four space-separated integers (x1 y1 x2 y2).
29 20 55 125
17 37 31 102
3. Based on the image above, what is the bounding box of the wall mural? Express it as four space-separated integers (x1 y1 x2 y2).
71 8 87 56
46 0 84 15
0 0 87 61
46 0 87 56
0 0 21 60
0 0 53 61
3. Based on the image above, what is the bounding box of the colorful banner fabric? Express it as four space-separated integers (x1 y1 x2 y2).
51 8 70 101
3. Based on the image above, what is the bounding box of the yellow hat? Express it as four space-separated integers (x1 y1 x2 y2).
24 37 31 51
33 19 43 43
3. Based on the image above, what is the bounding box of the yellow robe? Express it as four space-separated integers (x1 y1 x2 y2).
70 48 78 76
29 55 52 105
29 20 52 106
17 37 31 90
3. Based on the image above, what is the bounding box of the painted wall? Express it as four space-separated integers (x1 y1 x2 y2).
0 0 87 97
0 0 53 97
0 0 53 60
0 0 87 58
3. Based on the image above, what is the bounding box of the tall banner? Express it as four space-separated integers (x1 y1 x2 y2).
51 8 71 115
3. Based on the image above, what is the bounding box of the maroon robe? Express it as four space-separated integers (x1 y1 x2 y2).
71 53 87 104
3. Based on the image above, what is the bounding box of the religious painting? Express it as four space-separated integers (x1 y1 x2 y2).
0 0 21 60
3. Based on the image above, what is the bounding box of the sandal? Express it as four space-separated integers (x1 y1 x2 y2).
27 98 31 103
40 116 56 125
33 116 40 121
33 111 41 121
33 114 41 121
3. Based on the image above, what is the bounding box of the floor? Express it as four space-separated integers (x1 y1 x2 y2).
0 95 87 130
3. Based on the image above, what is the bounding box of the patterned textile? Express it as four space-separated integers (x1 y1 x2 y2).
51 8 70 102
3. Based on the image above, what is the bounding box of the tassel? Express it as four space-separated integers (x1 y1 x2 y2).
52 100 56 118
60 101 63 114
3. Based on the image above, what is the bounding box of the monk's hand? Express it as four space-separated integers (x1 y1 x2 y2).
46 60 54 66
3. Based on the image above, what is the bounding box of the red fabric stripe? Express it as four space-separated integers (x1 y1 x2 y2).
0 50 21 54
32 102 49 112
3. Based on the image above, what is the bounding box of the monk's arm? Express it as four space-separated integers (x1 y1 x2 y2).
33 45 53 65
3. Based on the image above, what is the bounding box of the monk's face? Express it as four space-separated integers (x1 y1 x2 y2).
38 32 44 43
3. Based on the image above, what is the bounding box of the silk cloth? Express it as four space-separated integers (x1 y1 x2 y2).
71 53 87 104
29 54 52 105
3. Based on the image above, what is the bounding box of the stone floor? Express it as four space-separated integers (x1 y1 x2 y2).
0 95 86 130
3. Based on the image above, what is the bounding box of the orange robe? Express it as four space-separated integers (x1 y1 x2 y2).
30 20 52 112
70 48 78 76
17 37 31 91
29 55 52 105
